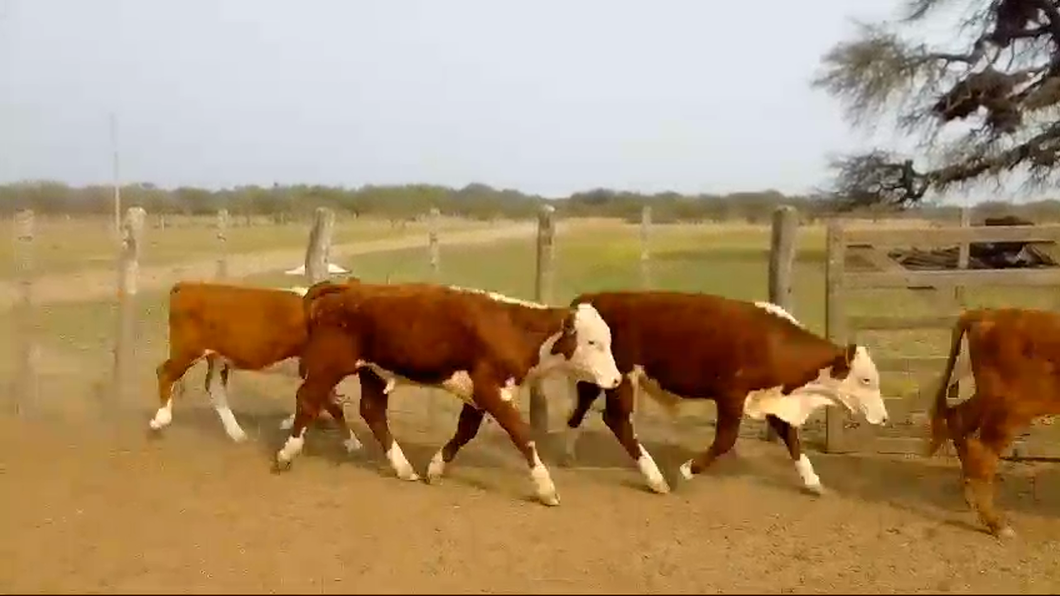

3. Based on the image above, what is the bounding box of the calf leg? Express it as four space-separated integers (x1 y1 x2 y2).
601 381 670 494
323 398 362 453
474 372 560 506
426 404 486 483
274 372 338 471
150 350 200 433
766 415 824 495
205 357 248 442
358 370 419 481
679 398 743 480
959 409 1025 539
279 390 346 431
560 380 602 465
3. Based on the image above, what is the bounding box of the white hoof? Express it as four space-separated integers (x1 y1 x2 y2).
996 525 1017 540
678 460 694 480
538 490 561 506
148 410 172 431
426 451 446 483
397 468 421 482
343 436 362 453
279 415 295 431
804 482 827 496
226 427 248 443
647 477 671 495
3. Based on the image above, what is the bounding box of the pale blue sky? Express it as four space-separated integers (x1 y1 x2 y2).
2 0 948 199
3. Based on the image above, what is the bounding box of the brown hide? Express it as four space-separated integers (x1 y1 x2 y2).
302 283 574 387
570 291 852 401
167 282 307 370
927 307 1060 536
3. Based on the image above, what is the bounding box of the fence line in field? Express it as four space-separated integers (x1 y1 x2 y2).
6 203 815 446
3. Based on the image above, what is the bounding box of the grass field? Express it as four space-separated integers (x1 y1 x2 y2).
0 214 495 278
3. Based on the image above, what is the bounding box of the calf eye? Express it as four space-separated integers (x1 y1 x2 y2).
587 340 599 347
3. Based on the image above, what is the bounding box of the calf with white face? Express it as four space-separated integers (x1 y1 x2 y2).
543 303 622 389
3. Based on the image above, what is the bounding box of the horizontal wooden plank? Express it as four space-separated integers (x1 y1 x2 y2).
850 314 959 330
844 268 1060 289
843 435 1060 460
876 356 948 374
842 224 1060 248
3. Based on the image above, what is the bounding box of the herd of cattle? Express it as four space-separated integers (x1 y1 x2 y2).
145 278 1060 540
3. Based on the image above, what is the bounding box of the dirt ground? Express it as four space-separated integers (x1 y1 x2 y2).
4 379 1060 595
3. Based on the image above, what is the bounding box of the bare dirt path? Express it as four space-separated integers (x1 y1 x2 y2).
3 399 1060 594
0 222 536 311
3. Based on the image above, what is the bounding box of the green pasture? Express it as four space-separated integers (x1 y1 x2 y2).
0 215 492 279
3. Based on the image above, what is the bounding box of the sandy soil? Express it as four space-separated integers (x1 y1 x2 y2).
3 381 1060 595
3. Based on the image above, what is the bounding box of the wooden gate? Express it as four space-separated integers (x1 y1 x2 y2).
823 217 1060 458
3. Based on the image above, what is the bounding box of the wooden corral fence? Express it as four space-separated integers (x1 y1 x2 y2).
824 211 1060 457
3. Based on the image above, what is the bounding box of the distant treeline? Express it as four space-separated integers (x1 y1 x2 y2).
3 181 1060 224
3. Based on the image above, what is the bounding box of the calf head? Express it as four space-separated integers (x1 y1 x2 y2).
822 344 888 425
546 303 622 389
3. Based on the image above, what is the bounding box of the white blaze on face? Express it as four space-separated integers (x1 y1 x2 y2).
831 346 888 425
568 302 622 389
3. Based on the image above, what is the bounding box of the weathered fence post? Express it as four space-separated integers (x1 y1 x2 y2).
824 219 850 453
216 208 230 280
428 207 441 277
426 207 443 426
530 205 556 436
946 207 973 408
640 205 652 289
12 210 37 414
112 207 146 408
305 207 336 285
763 205 799 441
953 207 971 305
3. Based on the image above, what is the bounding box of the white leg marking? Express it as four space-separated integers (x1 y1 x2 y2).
149 398 173 430
795 454 825 495
562 426 581 461
529 441 560 506
276 429 306 463
279 413 295 431
679 459 694 480
343 430 363 453
499 378 517 403
386 442 420 481
426 448 446 482
208 379 247 442
637 443 670 494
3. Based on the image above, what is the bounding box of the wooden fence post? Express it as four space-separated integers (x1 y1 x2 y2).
425 207 442 426
530 205 556 436
12 210 37 414
824 219 850 453
216 208 230 280
112 207 146 408
640 205 652 289
428 207 441 277
304 207 336 285
763 205 799 442
945 207 973 407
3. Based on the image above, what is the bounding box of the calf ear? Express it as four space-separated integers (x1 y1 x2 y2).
829 343 858 379
550 309 578 358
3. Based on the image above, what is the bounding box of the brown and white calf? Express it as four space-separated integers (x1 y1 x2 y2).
278 281 623 506
150 281 356 449
562 291 889 495
926 307 1060 539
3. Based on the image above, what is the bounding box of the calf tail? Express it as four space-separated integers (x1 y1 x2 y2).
925 312 974 457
